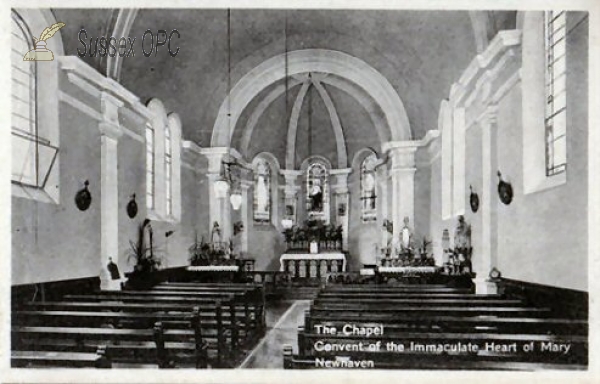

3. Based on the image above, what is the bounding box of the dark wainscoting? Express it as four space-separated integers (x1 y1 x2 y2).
498 278 588 319
11 276 101 307
11 266 191 306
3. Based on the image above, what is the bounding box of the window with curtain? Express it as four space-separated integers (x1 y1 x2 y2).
545 10 567 176
146 122 155 209
306 162 328 219
165 124 172 216
361 154 377 222
11 11 39 186
253 159 271 222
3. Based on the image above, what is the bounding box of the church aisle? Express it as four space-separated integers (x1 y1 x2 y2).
239 300 311 368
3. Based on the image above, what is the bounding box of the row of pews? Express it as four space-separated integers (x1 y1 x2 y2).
12 282 266 368
284 283 588 370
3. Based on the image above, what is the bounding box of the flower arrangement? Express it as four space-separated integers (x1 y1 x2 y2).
188 233 235 266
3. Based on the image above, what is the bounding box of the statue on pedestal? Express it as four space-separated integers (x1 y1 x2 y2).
210 221 223 248
400 216 414 250
450 215 473 274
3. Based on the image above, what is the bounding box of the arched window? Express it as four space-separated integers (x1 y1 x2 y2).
11 9 62 203
253 159 271 223
145 122 155 210
544 11 567 176
164 123 172 216
361 154 377 222
522 12 568 194
11 11 39 186
306 162 329 221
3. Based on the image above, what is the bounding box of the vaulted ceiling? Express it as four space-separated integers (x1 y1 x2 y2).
52 8 517 166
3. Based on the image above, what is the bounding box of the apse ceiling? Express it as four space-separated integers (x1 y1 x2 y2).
52 8 517 165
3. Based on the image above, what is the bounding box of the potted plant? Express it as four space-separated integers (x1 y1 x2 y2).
124 219 163 290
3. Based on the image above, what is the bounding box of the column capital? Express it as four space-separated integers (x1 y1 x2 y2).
99 121 123 140
240 179 252 190
200 147 229 174
280 169 303 177
101 91 124 125
387 146 417 170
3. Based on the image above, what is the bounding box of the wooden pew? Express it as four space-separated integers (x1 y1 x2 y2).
12 345 111 368
12 321 179 367
61 294 260 348
318 292 505 299
313 298 524 306
310 304 552 317
19 300 236 367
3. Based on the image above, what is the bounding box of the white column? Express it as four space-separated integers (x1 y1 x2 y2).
99 93 124 291
281 170 302 225
377 165 388 226
240 179 251 254
331 168 351 251
201 148 230 237
386 144 417 237
475 106 499 294
452 107 466 216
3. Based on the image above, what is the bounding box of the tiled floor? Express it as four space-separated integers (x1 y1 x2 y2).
239 300 310 368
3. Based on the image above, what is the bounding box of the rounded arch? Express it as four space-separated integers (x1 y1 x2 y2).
300 155 332 173
212 49 411 147
252 151 281 174
351 147 379 173
251 152 280 225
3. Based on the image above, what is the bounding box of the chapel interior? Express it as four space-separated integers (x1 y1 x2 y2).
9 8 589 370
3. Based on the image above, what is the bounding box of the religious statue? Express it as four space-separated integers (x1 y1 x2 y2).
381 219 393 257
449 215 473 274
256 164 269 214
400 216 414 250
310 184 324 212
210 221 223 247
231 221 244 258
454 215 472 249
107 257 120 280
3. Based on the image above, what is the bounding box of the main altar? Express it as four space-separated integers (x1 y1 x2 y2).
280 220 347 279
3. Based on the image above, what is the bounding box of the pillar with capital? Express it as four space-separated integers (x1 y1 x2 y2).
331 168 351 251
474 106 499 294
99 92 124 291
201 147 232 242
240 178 252 254
280 170 302 226
383 142 417 238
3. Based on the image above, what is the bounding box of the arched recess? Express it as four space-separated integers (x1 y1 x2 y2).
306 79 347 169
251 152 281 226
240 78 303 156
285 81 311 169
283 77 348 170
351 147 379 173
211 49 411 147
239 73 388 164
